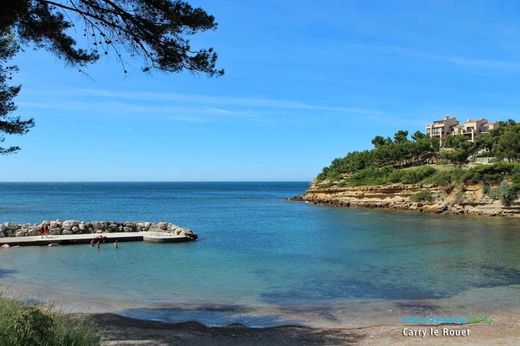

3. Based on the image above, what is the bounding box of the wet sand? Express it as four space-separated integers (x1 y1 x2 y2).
86 313 519 345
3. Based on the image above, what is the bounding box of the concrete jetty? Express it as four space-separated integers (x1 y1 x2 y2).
0 220 198 247
0 232 194 247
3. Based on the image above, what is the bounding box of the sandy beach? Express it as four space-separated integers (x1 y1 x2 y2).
85 313 520 345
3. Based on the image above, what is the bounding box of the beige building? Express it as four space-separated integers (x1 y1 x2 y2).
425 116 459 145
425 116 499 145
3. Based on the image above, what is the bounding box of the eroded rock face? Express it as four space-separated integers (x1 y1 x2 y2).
295 183 520 217
0 221 193 238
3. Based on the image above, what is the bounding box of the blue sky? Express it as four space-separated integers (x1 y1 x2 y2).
2 0 520 181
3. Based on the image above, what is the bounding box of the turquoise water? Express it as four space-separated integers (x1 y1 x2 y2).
0 182 519 327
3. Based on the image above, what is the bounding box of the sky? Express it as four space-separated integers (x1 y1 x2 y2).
2 0 520 181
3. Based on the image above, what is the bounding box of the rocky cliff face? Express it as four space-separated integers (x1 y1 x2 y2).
292 180 520 217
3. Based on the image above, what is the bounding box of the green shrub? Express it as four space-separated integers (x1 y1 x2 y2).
410 190 434 202
487 182 518 207
0 296 99 346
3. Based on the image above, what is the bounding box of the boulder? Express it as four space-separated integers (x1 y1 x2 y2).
78 223 86 231
50 220 62 228
1 244 9 248
15 230 26 237
62 230 73 235
62 220 80 228
123 227 133 232
4 222 19 231
157 222 168 230
50 228 62 235
27 228 40 236
72 226 79 233
0 231 4 238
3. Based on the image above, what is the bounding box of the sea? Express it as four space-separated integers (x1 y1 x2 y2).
0 182 519 327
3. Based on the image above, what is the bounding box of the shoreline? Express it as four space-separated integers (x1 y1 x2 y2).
84 312 520 345
290 182 520 218
290 196 520 218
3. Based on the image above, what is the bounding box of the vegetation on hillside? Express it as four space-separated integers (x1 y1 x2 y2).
317 120 520 192
0 295 100 345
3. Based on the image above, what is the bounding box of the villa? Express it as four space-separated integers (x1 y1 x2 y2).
426 116 499 145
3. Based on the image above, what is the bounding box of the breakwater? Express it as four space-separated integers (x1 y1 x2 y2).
0 220 195 238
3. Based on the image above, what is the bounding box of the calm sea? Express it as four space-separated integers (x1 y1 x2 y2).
0 182 519 327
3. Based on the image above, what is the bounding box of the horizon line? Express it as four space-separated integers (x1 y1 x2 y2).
0 180 311 183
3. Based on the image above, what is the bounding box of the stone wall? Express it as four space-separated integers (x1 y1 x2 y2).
0 221 193 238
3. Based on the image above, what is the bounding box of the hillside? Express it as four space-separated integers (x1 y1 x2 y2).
293 120 520 217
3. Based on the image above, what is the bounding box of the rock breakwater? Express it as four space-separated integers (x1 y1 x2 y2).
0 220 195 238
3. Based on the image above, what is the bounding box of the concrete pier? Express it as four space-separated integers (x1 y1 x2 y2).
0 232 192 247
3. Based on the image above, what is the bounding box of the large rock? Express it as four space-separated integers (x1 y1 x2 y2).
62 229 73 235
62 220 80 228
4 222 19 231
50 220 62 228
27 228 40 236
50 228 62 235
92 221 104 230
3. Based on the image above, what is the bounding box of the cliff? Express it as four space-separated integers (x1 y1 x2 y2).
292 180 520 217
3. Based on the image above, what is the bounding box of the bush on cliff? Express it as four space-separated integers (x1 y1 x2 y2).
487 182 518 207
410 190 434 202
0 296 99 345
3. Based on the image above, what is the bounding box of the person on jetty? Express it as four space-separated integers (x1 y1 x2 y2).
41 225 49 238
113 240 118 248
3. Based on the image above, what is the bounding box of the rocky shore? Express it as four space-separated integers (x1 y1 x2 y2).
291 181 520 217
0 220 195 238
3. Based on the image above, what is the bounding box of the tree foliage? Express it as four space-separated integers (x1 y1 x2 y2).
0 0 223 153
317 121 520 185
318 130 439 181
441 134 476 167
0 33 34 154
494 124 520 162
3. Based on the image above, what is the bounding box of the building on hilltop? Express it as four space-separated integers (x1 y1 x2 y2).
425 116 459 145
425 116 499 145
